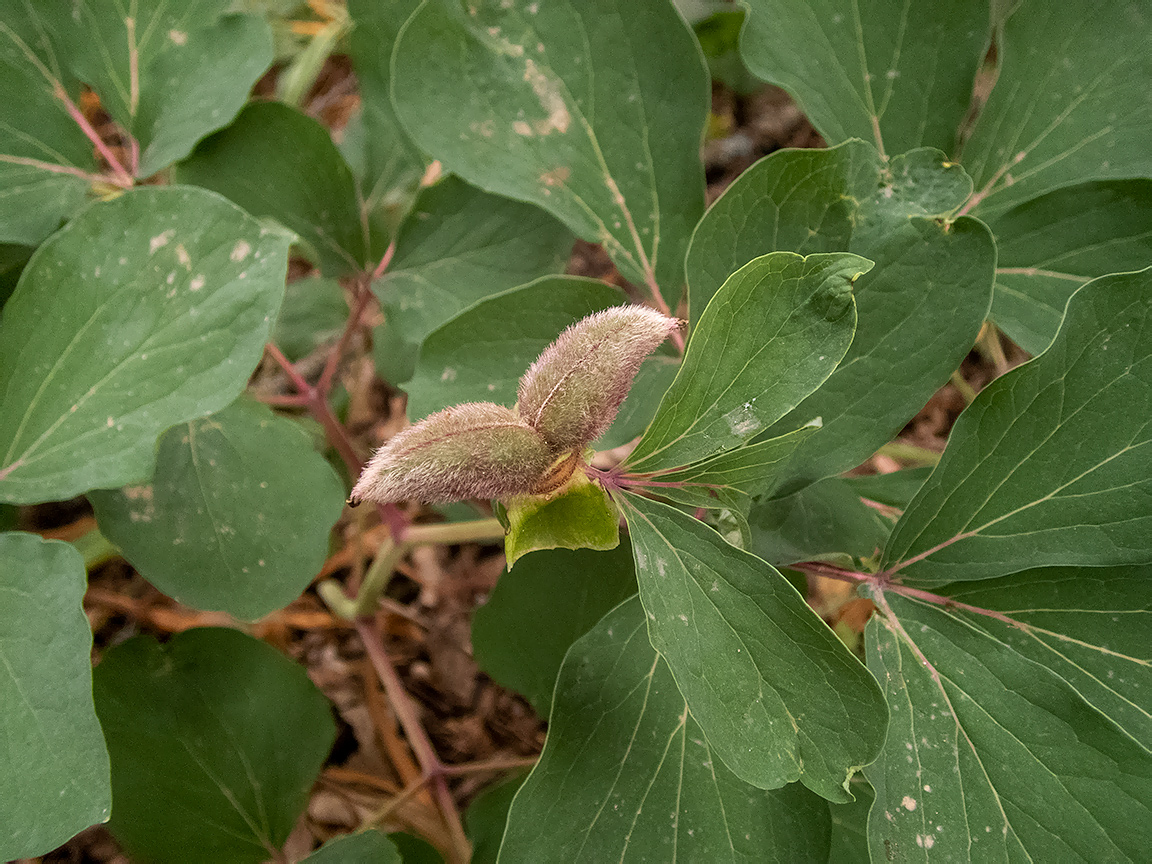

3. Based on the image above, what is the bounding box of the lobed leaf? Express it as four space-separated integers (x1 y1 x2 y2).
620 493 888 801
881 268 1152 584
93 628 337 864
0 533 110 860
89 398 346 620
0 187 292 503
500 596 833 861
391 0 708 297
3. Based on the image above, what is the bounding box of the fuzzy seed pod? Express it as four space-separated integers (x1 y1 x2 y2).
517 306 681 453
350 403 554 504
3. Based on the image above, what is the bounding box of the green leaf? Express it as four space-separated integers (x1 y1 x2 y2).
178 101 372 277
504 471 620 568
500 596 833 861
0 533 110 860
695 10 762 95
0 1 95 245
988 179 1152 354
345 0 425 224
404 276 624 421
645 423 819 514
747 476 891 568
466 774 527 864
864 584 1152 861
962 2 1152 219
93 627 337 864
740 0 989 155
303 830 402 863
685 141 994 494
391 0 708 296
626 251 866 473
828 775 874 864
843 467 934 511
389 832 445 863
58 2 273 177
372 175 572 384
472 544 637 714
882 269 1152 584
0 187 292 504
89 398 345 619
619 493 887 800
274 275 350 362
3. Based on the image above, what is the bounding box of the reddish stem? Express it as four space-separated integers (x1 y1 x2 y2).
56 84 133 186
318 280 374 397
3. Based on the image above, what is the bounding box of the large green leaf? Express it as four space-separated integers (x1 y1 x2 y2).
685 141 994 494
865 582 1151 861
472 545 637 714
273 275 349 362
620 493 887 800
93 628 337 864
404 276 624 421
372 175 572 384
0 0 95 245
345 0 425 224
740 0 989 156
962 2 1152 219
178 101 372 277
988 179 1152 354
0 533 110 860
0 187 292 503
304 831 402 863
500 596 833 861
626 251 866 473
881 269 1152 584
391 0 707 298
89 398 345 620
466 774 527 864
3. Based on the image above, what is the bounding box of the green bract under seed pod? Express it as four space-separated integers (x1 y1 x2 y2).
517 306 680 453
350 403 553 504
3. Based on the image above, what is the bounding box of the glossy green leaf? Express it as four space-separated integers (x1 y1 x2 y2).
0 1 95 245
89 398 345 619
0 187 292 503
93 628 337 864
620 493 887 800
740 0 988 155
747 476 890 568
392 0 708 297
57 2 272 177
345 0 425 227
504 472 620 568
273 275 349 362
179 101 372 277
865 584 1152 861
627 251 865 473
685 141 994 494
0 533 110 860
472 544 637 714
962 2 1152 219
466 774 527 864
404 276 624 421
500 596 833 861
372 175 572 384
304 830 402 863
646 423 819 514
882 269 1152 584
988 179 1152 354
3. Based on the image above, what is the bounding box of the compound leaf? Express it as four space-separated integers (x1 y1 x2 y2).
0 187 292 503
93 628 337 864
740 0 988 156
620 493 887 801
90 398 345 620
0 533 110 860
881 269 1152 584
500 596 833 861
392 0 708 298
